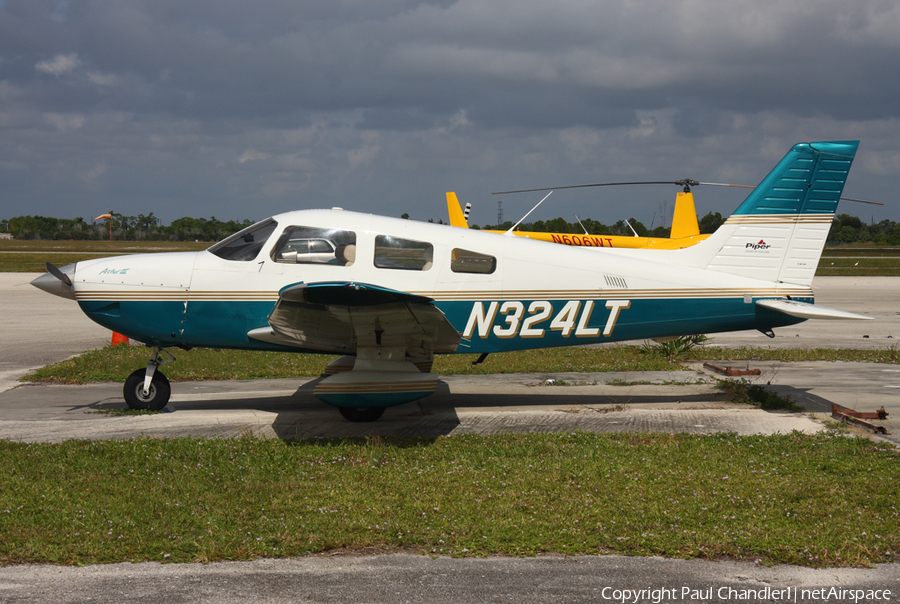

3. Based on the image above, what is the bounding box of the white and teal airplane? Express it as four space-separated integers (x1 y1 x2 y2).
33 141 871 421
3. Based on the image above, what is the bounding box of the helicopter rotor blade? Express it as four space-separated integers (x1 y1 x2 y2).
839 196 883 206
694 182 754 189
493 180 883 205
492 181 679 195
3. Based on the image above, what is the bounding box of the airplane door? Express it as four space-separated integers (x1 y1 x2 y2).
182 251 283 349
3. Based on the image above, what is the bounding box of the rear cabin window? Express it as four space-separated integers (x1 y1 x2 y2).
208 219 278 261
272 226 356 266
374 235 433 271
451 248 496 274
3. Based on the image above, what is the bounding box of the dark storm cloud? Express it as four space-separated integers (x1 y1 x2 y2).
9 0 894 123
1 0 899 224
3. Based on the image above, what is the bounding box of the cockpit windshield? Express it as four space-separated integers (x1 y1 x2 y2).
207 218 278 261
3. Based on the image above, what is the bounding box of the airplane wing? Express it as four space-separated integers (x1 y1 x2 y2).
756 299 874 321
248 282 461 357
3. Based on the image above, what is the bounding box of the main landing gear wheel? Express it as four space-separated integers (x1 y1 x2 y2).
124 368 171 411
338 406 386 422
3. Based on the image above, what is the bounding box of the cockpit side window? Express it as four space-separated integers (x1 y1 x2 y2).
208 219 278 261
272 226 357 266
374 235 433 271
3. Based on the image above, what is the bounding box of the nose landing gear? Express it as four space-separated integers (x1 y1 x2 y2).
123 347 175 411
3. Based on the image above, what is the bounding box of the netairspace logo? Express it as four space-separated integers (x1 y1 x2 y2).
598 585 893 603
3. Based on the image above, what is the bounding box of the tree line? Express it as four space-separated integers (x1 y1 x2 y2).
1 214 254 242
2 212 898 245
825 214 900 246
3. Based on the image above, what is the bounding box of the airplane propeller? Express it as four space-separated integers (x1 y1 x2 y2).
493 181 884 205
31 262 76 300
46 262 73 286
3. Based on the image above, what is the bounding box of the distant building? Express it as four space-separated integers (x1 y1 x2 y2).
0 233 12 240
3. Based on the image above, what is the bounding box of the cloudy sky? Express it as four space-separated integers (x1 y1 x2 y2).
2 0 899 228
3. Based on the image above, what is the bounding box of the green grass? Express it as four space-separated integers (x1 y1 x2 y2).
680 346 900 364
0 240 209 252
25 347 339 383
822 247 900 257
816 267 900 277
818 247 900 276
0 433 896 567
24 345 684 384
0 253 130 272
23 344 900 385
0 240 207 272
716 380 801 411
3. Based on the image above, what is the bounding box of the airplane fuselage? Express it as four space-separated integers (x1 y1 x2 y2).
70 208 809 355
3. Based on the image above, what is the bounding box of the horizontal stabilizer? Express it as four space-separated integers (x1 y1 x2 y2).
756 299 873 321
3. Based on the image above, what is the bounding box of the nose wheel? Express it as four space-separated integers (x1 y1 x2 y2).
124 369 171 411
123 347 175 411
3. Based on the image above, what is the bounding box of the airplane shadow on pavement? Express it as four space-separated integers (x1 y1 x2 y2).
763 385 835 412
82 377 821 442
77 375 844 443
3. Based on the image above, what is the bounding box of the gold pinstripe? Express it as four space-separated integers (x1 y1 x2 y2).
75 290 280 301
413 288 812 301
75 287 812 302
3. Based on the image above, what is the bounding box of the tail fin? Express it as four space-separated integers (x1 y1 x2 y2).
446 192 470 228
669 191 700 239
677 141 858 286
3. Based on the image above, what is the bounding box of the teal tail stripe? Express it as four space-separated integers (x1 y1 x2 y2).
733 141 859 216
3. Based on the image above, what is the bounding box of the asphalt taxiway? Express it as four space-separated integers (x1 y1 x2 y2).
0 273 109 393
2 362 897 444
1 554 897 604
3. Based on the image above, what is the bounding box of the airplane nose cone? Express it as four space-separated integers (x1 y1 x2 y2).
31 263 77 300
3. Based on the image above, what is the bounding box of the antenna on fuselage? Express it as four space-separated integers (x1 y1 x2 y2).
505 191 553 237
624 219 639 238
574 215 589 235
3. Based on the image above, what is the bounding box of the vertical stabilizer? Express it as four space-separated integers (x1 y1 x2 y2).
669 191 700 240
676 141 858 286
446 192 470 228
